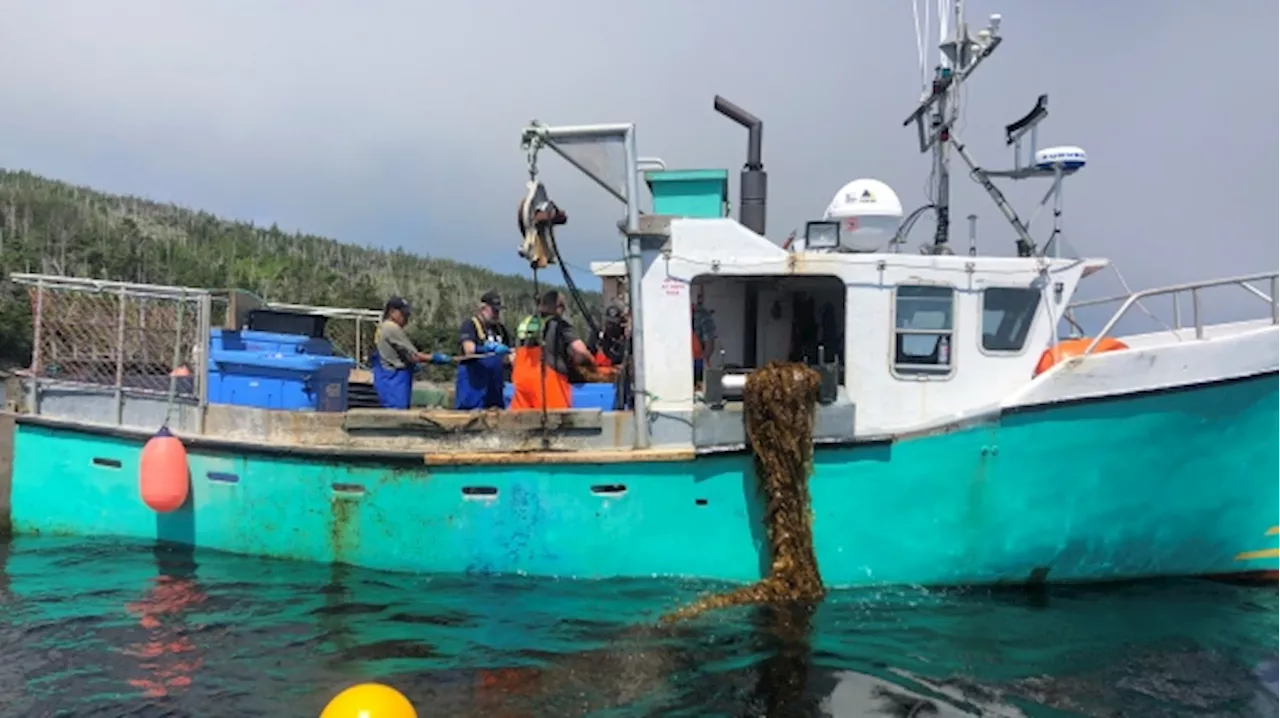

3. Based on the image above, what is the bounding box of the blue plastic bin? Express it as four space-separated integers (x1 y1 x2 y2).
207 349 354 412
210 329 334 357
500 382 617 411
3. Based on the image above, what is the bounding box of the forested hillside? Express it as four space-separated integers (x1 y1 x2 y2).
0 169 601 367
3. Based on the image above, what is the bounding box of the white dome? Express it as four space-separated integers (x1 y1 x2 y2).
821 178 904 253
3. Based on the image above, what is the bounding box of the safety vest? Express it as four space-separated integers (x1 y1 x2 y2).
691 330 703 360
516 315 544 347
467 316 506 348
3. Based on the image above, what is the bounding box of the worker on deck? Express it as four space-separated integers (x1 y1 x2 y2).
509 290 596 411
455 290 512 410
691 290 717 385
589 300 632 409
371 297 448 410
588 300 628 369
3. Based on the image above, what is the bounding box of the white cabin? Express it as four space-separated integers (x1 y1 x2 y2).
595 217 1108 436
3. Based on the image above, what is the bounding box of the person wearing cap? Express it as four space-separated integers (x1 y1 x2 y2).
372 297 449 410
454 290 513 410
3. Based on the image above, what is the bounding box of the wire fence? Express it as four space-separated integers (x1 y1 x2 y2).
13 274 210 399
10 275 384 405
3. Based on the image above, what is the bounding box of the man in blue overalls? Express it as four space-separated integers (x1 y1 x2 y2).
455 290 512 410
371 297 447 410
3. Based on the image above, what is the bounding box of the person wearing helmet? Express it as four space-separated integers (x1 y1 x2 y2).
509 290 596 411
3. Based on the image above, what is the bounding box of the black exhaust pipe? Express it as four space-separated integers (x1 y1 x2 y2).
713 96 767 237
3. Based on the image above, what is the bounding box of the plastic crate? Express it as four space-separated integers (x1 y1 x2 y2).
206 349 354 412
210 329 335 356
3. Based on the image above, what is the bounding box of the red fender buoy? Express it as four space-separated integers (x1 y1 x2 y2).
139 427 190 513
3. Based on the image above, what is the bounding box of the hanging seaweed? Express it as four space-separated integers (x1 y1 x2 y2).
661 362 826 624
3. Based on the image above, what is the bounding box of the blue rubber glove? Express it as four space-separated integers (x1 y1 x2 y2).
480 340 497 353
430 352 452 365
490 342 510 356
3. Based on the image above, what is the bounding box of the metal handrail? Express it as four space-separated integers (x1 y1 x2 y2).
9 272 214 299
1083 271 1279 355
265 301 381 320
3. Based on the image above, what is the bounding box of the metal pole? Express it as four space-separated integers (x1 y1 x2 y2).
1191 288 1202 339
9 273 209 299
623 126 650 449
28 280 44 413
114 287 127 425
1172 293 1182 330
538 123 636 140
196 294 212 434
1272 276 1279 325
1051 164 1063 260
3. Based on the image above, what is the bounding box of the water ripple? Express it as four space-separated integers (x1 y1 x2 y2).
0 535 1274 717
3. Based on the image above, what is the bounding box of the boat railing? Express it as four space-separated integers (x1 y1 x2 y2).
260 301 382 368
1067 271 1279 355
9 273 215 430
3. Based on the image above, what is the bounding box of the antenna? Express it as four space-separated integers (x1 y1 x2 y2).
902 10 1087 258
902 7 1004 254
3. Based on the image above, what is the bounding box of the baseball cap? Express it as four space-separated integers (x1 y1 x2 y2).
481 290 502 310
385 296 411 315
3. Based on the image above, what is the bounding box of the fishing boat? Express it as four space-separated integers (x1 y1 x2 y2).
1 5 1275 587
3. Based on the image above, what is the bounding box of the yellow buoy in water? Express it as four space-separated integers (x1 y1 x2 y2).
320 683 417 718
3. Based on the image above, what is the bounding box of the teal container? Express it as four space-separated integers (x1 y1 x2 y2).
645 169 729 218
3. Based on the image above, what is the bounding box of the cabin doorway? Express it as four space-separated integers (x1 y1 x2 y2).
690 275 846 389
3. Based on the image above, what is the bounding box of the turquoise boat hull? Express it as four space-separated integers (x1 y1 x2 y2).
5 373 1277 587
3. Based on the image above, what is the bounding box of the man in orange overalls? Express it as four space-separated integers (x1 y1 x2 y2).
510 290 597 411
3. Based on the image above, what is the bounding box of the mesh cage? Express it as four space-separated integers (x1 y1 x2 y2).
26 283 205 398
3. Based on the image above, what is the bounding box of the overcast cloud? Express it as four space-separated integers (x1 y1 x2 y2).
0 0 1275 316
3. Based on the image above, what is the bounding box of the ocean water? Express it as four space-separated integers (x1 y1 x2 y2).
0 536 1274 717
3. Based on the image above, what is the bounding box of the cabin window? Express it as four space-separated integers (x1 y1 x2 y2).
981 287 1041 353
893 285 954 377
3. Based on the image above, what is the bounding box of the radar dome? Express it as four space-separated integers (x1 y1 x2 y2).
823 179 904 253
1034 146 1087 174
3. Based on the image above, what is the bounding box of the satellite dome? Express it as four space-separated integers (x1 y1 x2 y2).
1034 146 1087 174
823 179 904 253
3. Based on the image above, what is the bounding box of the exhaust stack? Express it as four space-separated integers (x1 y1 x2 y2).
713 96 767 237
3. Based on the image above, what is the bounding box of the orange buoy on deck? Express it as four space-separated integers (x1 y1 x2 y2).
1034 337 1129 377
139 427 190 513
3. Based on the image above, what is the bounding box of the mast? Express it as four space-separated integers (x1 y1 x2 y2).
902 2 1006 254
928 0 963 252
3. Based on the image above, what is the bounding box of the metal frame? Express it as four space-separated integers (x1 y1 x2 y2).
1069 272 1280 354
265 301 381 367
11 272 215 429
520 121 649 449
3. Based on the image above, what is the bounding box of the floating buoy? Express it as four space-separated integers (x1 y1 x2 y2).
321 683 417 718
139 426 189 513
1034 337 1129 377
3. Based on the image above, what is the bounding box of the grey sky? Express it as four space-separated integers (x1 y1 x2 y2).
0 0 1275 315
